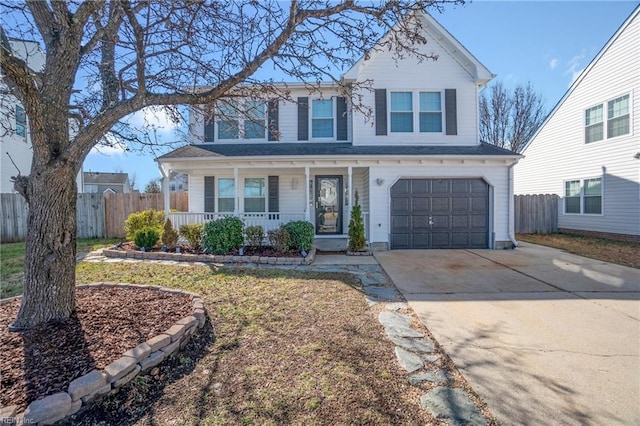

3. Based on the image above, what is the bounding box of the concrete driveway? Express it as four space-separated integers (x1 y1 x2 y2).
375 243 640 426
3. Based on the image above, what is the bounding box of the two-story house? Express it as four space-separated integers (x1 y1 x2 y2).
157 12 520 250
82 172 132 194
514 6 639 242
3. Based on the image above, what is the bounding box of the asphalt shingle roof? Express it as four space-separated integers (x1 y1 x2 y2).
158 142 517 160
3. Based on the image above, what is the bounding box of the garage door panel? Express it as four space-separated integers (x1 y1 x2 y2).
411 197 429 213
431 197 449 212
390 178 489 249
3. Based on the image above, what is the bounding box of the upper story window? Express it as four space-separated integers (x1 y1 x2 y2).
84 184 98 193
15 105 26 137
564 177 602 215
312 99 333 138
217 100 266 140
390 92 413 132
585 94 630 143
419 92 442 133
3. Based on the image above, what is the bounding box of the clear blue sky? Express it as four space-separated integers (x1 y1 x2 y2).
82 0 638 190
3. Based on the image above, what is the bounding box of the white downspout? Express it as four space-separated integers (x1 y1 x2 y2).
508 159 520 248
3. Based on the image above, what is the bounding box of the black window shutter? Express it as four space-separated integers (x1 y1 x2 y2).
267 100 279 141
297 97 309 141
445 89 458 135
268 176 279 212
204 107 215 142
204 176 215 212
336 96 348 141
374 89 387 135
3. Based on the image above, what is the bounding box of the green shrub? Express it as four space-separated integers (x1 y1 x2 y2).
125 209 164 241
202 216 244 254
268 228 290 253
179 223 204 251
245 225 265 248
161 218 179 248
348 191 366 252
281 220 314 251
134 227 159 249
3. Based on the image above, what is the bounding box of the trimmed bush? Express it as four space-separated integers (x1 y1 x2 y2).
202 216 244 254
281 220 314 251
134 227 159 249
348 191 366 252
245 225 265 248
268 228 290 253
179 223 204 251
125 209 164 240
161 218 179 248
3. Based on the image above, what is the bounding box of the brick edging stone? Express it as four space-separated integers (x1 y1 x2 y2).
3 283 207 425
102 247 316 265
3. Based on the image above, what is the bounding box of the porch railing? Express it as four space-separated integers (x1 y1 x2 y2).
168 212 306 234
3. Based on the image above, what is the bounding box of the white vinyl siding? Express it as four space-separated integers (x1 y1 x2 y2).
515 11 639 237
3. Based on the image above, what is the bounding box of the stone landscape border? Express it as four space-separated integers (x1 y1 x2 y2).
102 248 316 265
1 283 206 425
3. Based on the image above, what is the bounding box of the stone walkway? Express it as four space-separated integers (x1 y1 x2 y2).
79 250 488 425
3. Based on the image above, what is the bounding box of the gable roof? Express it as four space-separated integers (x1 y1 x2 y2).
520 5 639 154
157 142 517 161
342 11 494 85
83 172 130 185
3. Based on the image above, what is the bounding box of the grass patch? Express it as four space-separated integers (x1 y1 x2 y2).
69 262 431 425
517 233 640 269
0 238 120 298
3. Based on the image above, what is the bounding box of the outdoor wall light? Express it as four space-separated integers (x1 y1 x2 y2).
376 178 385 186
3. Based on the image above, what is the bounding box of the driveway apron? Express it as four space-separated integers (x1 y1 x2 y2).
375 243 640 426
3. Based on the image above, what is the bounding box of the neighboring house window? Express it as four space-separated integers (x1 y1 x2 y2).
312 99 333 138
607 94 630 139
390 92 413 132
585 94 630 143
218 178 235 212
564 178 602 215
170 183 176 191
85 184 98 193
585 105 603 143
244 178 265 212
217 101 239 139
419 92 442 132
15 105 26 137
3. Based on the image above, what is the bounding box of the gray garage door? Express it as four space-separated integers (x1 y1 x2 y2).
390 178 489 249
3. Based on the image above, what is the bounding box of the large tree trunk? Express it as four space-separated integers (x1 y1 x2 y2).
10 164 78 330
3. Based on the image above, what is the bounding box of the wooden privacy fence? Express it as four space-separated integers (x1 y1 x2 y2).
104 192 188 238
514 194 559 234
1 192 187 242
1 193 105 242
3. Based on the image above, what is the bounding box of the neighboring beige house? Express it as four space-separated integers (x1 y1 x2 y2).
514 6 639 241
158 11 521 250
83 172 132 194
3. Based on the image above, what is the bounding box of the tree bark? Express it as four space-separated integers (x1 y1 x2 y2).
10 163 78 330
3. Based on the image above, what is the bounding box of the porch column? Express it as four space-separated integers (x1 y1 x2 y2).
234 167 239 215
305 166 310 221
347 166 352 233
163 175 170 217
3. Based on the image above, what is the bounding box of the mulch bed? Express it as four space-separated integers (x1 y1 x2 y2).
115 242 303 258
0 286 193 411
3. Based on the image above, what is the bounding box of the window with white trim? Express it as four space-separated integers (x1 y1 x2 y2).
244 178 265 212
564 177 602 215
585 94 630 143
390 92 413 132
218 178 235 212
217 100 266 140
311 99 333 138
419 92 442 132
15 105 26 137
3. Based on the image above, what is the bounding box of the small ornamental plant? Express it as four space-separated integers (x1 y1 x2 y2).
348 191 366 252
134 227 159 249
245 225 265 248
268 228 290 254
179 223 204 252
161 218 179 248
202 216 244 254
125 209 164 241
281 220 314 251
